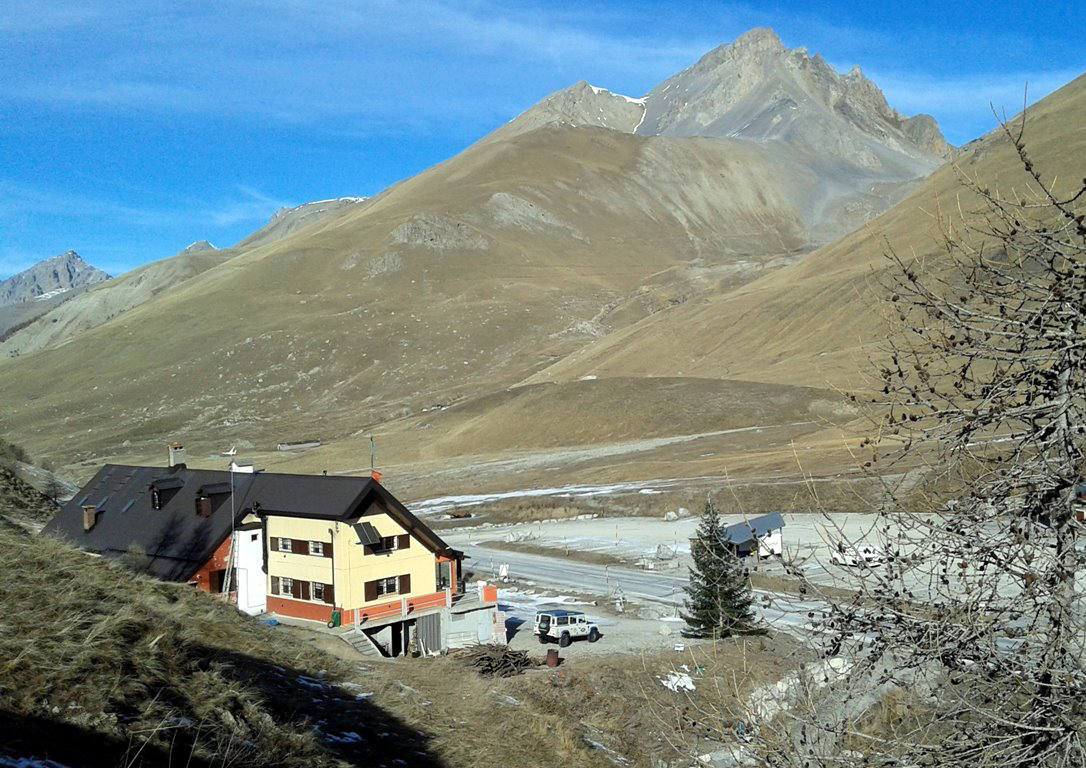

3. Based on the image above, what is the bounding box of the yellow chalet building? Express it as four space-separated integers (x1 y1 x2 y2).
253 472 477 625
47 458 500 656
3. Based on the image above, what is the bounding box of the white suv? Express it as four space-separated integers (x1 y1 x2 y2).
534 610 601 647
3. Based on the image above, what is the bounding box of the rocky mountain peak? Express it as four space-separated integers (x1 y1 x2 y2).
180 240 218 255
490 79 646 140
730 26 785 54
0 250 111 307
633 28 951 167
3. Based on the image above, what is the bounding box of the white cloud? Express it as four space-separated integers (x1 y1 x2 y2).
0 1 715 136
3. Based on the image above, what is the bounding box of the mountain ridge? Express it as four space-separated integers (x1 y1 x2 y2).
0 29 1018 497
0 250 111 307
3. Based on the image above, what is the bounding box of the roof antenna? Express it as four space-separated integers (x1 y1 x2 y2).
369 435 382 483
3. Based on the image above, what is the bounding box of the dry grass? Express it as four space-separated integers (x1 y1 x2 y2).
0 466 54 533
369 636 804 767
475 539 629 567
0 524 438 767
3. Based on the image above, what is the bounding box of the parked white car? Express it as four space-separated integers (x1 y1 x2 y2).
534 610 601 647
830 545 885 567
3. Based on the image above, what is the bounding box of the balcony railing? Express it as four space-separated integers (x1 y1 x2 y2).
349 585 498 627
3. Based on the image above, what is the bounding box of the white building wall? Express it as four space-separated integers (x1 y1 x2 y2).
758 529 783 558
235 529 267 615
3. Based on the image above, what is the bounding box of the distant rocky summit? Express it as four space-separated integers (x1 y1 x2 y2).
0 250 111 307
499 28 951 172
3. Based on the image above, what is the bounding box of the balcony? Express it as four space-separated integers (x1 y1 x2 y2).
347 584 498 628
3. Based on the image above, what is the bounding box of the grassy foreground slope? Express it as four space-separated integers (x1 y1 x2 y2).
0 524 442 768
1 497 798 767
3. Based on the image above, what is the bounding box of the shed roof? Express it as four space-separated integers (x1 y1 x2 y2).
721 512 785 547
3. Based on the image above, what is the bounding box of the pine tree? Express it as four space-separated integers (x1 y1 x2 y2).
682 496 759 638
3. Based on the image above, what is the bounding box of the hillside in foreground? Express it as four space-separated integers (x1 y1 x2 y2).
1 503 797 766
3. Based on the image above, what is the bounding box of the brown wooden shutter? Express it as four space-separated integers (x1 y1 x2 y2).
269 536 279 552
364 580 378 602
291 580 302 599
397 534 410 550
300 581 311 601
398 574 411 594
323 540 334 558
292 539 307 555
270 576 279 595
363 544 375 555
323 584 335 604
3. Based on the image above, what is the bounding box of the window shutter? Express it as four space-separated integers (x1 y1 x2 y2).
291 580 303 599
399 574 411 594
363 544 375 555
397 534 410 550
323 540 334 558
364 580 378 602
291 539 307 555
269 537 279 552
300 581 311 601
270 576 279 594
323 584 335 604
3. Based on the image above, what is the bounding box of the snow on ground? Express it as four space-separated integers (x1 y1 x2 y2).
447 511 889 588
409 479 679 515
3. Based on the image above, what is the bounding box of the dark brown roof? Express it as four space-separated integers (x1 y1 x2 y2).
42 465 453 582
42 465 255 582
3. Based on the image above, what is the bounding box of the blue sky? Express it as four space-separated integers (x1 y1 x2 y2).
2 0 1082 279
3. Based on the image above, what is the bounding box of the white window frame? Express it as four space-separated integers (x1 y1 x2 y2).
308 540 324 556
278 537 292 553
376 576 398 596
280 577 293 596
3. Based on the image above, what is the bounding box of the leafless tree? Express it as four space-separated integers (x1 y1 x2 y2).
760 115 1086 766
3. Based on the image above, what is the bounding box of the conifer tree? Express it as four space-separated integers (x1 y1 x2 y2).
682 496 758 638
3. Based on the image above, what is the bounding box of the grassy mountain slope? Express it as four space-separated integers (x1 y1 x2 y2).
522 73 1086 395
4 48 1057 497
0 123 868 472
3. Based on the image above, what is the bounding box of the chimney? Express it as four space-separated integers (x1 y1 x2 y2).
167 442 185 467
82 504 98 532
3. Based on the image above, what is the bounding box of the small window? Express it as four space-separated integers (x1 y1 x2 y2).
379 536 397 552
280 577 293 596
250 533 258 542
376 576 398 596
313 582 325 601
308 540 324 556
556 616 569 626
278 537 292 553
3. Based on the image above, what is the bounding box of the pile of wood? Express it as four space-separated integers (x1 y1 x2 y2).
451 644 535 677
